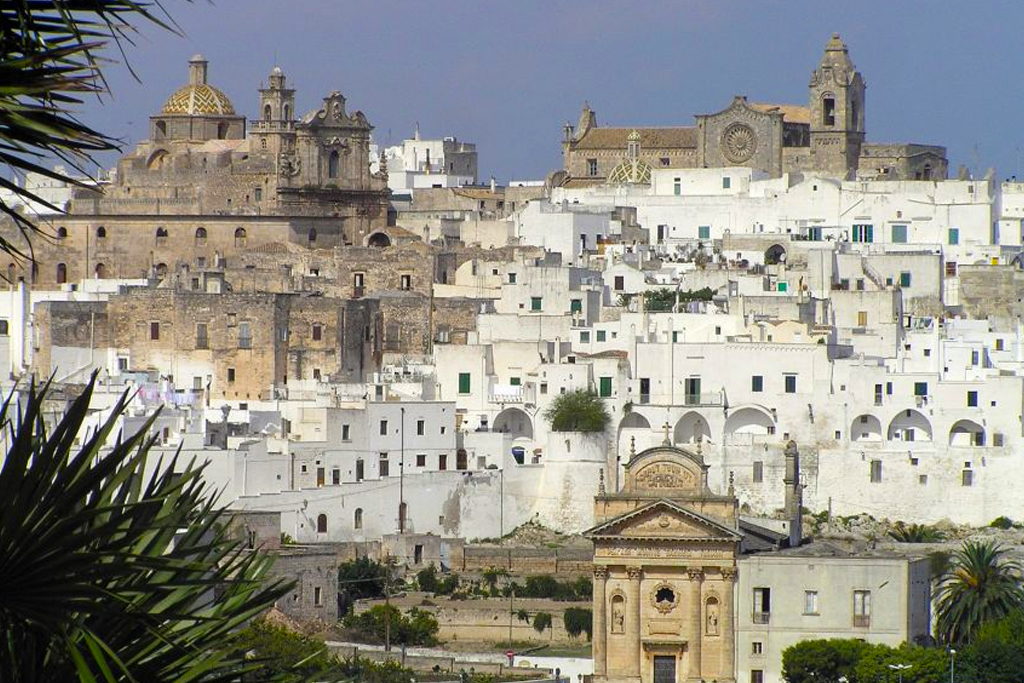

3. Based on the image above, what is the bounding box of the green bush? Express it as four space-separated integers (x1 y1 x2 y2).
416 563 460 595
342 604 440 646
517 608 530 623
532 612 552 633
991 516 1015 530
543 390 610 433
519 575 591 601
338 556 389 615
564 607 593 640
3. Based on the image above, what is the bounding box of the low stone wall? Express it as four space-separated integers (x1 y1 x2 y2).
461 546 593 575
326 643 552 677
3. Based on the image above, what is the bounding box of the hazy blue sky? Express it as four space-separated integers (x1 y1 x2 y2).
82 1 1024 182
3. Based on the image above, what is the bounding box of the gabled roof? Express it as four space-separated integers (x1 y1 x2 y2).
749 103 811 125
574 127 697 151
584 498 741 542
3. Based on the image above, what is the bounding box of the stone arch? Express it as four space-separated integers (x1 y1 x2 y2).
725 406 775 436
94 263 106 279
263 104 272 121
949 419 985 447
96 226 106 239
850 414 883 442
887 409 932 442
307 227 317 243
195 226 207 244
705 596 720 635
147 149 168 170
354 508 363 529
610 593 626 633
56 226 67 240
328 150 340 179
283 104 290 120
674 411 712 444
155 121 167 139
216 121 229 140
367 232 391 248
493 407 533 439
619 412 651 430
234 227 247 247
316 513 328 534
154 263 168 278
56 263 67 284
765 243 787 265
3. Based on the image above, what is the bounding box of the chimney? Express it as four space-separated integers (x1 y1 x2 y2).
783 440 803 547
489 176 496 193
188 54 208 86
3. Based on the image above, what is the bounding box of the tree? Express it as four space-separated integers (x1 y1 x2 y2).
342 605 440 647
338 556 388 615
0 374 293 682
935 540 1024 645
0 1 187 260
544 390 610 433
957 609 1024 683
782 638 869 683
563 607 592 641
532 612 552 634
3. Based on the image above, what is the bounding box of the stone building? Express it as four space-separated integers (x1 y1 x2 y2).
585 439 740 683
2 55 390 286
557 34 946 186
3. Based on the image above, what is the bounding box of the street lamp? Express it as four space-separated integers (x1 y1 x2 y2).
888 663 912 683
949 648 956 683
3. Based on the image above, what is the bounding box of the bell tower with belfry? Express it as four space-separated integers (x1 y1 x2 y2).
808 33 866 178
255 65 296 158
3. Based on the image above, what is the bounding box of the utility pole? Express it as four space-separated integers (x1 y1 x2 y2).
399 406 405 533
499 468 504 538
508 587 515 651
384 552 394 652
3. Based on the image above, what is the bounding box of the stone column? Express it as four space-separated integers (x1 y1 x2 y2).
687 568 704 682
625 565 643 681
593 566 609 678
720 567 737 682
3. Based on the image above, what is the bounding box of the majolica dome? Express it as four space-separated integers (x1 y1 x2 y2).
161 54 235 115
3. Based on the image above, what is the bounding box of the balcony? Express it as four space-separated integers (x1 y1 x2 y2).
753 612 770 625
853 615 871 628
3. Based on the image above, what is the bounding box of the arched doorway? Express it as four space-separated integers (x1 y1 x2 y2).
850 414 882 442
367 232 391 248
765 244 787 265
674 411 712 444
493 407 533 439
724 406 775 436
887 409 932 442
949 419 985 447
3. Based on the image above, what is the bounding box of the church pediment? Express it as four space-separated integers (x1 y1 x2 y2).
585 499 740 542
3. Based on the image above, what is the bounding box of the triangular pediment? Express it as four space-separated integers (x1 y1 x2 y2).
584 499 741 542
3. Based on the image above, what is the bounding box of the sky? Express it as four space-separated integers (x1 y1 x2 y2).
80 0 1024 183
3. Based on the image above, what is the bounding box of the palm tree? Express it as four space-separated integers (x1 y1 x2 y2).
935 539 1024 645
0 374 297 682
889 522 945 543
0 1 185 260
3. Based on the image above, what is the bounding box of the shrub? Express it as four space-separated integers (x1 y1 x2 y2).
342 604 440 647
517 609 530 622
564 607 593 640
543 390 610 433
991 516 1015 530
889 522 945 543
338 556 388 615
532 612 552 633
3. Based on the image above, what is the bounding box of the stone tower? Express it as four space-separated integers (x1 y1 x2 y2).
256 66 296 157
783 440 803 548
808 33 865 178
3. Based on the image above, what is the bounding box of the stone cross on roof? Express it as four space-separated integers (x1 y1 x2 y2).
662 422 671 445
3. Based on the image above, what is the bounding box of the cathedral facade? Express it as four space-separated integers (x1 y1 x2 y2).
4 55 390 286
558 34 947 186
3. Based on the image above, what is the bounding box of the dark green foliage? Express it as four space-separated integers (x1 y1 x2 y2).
958 610 1024 683
544 390 610 433
532 612 552 633
0 375 294 682
517 609 530 623
783 640 946 683
991 516 1015 530
617 287 714 312
0 1 189 260
563 608 593 640
337 556 388 615
342 605 440 647
416 563 459 595
519 575 591 601
929 550 953 578
935 540 1024 645
889 522 945 543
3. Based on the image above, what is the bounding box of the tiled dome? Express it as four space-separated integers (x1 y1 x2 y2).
162 83 235 115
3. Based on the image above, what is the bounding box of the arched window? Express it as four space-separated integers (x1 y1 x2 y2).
195 227 207 245
283 104 290 121
56 263 67 284
316 514 328 534
263 104 272 121
155 227 168 246
154 263 168 278
94 263 106 279
260 138 267 150
155 120 167 138
96 226 106 240
217 121 228 140
354 508 363 529
6 264 14 282
308 228 317 243
328 150 340 179
30 262 38 284
234 227 246 247
56 226 67 240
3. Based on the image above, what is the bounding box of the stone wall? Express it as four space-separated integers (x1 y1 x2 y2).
268 547 340 624
461 546 593 575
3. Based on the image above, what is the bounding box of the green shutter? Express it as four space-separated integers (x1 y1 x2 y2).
531 297 542 311
599 377 612 397
570 299 582 313
510 377 521 386
458 372 471 394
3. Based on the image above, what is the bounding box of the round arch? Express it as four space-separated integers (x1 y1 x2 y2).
493 407 533 439
949 419 985 447
674 411 712 444
316 513 328 534
367 232 391 248
887 409 932 442
725 406 775 436
850 414 883 442
765 244 787 265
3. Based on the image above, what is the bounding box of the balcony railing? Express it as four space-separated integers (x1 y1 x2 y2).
753 612 770 625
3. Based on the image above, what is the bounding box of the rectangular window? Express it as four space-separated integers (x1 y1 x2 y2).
510 377 521 386
416 454 426 467
587 158 598 177
752 375 763 392
752 642 763 656
379 419 388 436
227 367 235 383
751 671 764 683
400 274 411 291
314 586 323 606
804 590 819 615
698 225 711 240
332 468 340 485
857 311 868 327
722 176 731 189
530 296 543 311
417 419 425 435
508 272 517 284
823 96 836 126
580 331 590 343
852 224 874 243
967 391 978 407
996 338 1005 351
870 460 882 483
948 227 960 245
891 224 908 243
853 590 871 627
312 324 322 341
150 322 160 341
753 587 771 623
753 460 763 483
597 330 607 342
379 458 390 477
899 271 912 288
458 372 471 394
673 178 681 196
614 275 625 291
342 424 350 441
784 374 797 393
914 382 928 397
353 272 365 297
195 323 208 349
238 322 252 349
570 299 583 313
599 376 612 398
962 469 974 487
439 454 448 471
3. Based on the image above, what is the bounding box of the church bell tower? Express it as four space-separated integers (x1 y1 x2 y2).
255 66 296 157
808 33 865 178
